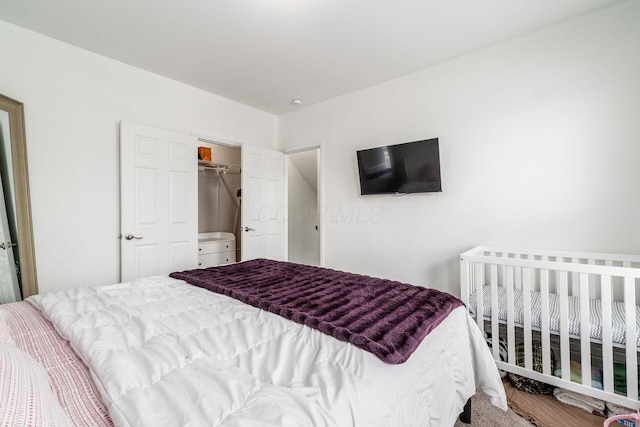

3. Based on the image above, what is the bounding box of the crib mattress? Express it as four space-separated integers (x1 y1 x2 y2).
468 286 640 348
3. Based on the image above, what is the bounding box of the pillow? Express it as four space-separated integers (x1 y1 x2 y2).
0 344 73 426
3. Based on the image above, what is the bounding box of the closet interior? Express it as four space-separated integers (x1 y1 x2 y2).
197 141 241 268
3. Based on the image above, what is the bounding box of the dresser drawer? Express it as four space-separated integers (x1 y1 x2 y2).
198 251 235 268
198 240 235 255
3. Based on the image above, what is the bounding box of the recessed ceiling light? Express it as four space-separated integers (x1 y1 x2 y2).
291 99 303 105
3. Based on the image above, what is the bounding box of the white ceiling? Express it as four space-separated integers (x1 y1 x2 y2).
0 0 624 115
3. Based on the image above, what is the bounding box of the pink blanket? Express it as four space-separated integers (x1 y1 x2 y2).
1 301 113 426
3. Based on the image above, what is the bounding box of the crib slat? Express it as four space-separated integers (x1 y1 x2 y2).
523 267 533 370
579 272 592 388
559 271 571 383
572 257 580 297
490 264 499 361
588 258 597 298
506 266 516 365
624 276 638 401
474 262 484 334
601 274 614 394
460 259 470 306
540 266 551 375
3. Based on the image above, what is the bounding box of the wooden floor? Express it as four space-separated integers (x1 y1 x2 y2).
453 389 533 427
454 380 614 427
503 380 609 427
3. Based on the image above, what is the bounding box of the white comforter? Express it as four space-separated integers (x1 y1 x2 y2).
28 276 506 426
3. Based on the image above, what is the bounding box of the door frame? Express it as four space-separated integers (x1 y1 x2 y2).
0 95 37 298
193 134 242 260
284 141 324 267
192 133 255 262
192 132 290 263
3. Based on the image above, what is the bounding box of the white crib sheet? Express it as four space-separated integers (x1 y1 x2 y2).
468 286 640 348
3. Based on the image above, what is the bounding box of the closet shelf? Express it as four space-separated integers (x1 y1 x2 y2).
198 161 241 174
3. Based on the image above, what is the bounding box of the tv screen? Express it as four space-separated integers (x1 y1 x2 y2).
357 138 441 195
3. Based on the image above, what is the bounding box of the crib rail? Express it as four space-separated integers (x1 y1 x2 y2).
460 246 640 410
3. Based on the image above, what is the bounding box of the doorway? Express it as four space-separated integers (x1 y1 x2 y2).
287 148 320 266
120 122 286 280
197 141 242 264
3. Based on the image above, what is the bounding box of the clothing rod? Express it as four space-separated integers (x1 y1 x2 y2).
198 161 241 174
200 167 241 175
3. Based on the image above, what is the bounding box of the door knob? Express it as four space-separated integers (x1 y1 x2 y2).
123 233 143 240
0 241 17 250
243 227 255 232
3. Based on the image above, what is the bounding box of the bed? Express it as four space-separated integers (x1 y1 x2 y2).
1 259 506 426
460 246 640 411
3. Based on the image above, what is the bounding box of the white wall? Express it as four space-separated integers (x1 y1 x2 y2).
278 2 640 296
0 20 277 294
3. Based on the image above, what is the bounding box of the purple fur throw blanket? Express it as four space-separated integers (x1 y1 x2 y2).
170 259 463 364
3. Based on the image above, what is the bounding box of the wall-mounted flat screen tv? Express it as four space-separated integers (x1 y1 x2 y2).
357 138 441 195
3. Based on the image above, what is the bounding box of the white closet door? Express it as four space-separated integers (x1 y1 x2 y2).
120 122 198 281
241 144 285 261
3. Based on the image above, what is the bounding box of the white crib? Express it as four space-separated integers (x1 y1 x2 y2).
460 246 640 410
